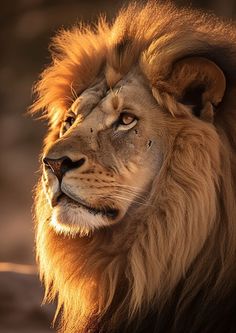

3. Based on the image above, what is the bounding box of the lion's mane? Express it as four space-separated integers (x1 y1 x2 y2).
32 2 236 332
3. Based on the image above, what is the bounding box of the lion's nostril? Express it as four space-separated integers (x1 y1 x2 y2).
43 156 86 181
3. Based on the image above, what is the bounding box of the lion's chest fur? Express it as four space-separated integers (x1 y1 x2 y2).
100 286 236 333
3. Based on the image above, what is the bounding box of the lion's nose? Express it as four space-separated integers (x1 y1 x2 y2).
43 156 86 181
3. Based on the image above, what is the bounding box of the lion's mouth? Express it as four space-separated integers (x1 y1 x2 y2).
57 193 119 219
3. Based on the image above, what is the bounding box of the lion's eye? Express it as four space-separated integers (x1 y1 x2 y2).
119 113 135 125
117 112 138 131
60 112 76 136
65 116 75 128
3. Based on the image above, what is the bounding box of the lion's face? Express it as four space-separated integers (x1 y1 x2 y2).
43 70 163 235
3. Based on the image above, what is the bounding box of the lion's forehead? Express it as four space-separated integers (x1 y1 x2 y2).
70 70 151 122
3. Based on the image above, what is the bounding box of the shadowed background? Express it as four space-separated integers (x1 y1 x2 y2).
0 0 235 332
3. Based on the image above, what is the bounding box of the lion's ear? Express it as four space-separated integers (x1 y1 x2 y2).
156 57 226 121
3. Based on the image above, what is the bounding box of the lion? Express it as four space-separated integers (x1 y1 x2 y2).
31 1 236 332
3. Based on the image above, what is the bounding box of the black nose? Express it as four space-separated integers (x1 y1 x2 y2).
43 156 85 181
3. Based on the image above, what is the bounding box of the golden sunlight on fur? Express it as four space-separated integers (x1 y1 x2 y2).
31 2 236 332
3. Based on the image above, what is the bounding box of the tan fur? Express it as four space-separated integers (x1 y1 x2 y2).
32 2 236 332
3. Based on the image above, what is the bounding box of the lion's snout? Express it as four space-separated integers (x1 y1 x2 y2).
43 156 86 182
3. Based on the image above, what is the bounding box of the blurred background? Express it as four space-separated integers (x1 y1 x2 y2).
0 0 235 332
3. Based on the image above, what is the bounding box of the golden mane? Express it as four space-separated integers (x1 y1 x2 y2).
32 2 236 332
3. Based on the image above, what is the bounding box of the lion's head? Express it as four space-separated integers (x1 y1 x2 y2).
42 71 163 236
32 2 236 333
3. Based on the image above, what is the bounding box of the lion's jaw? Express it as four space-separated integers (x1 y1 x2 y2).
42 71 163 236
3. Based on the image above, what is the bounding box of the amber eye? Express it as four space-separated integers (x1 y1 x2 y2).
119 112 136 125
60 112 76 136
64 116 75 128
116 112 138 131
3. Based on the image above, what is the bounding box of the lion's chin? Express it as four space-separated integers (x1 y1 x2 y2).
50 195 119 236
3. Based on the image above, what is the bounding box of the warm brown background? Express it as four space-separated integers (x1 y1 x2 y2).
0 0 235 332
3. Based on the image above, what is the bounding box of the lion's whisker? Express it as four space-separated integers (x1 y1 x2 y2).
106 195 155 208
70 82 78 101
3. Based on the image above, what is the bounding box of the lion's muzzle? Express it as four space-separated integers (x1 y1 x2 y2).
43 156 86 182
